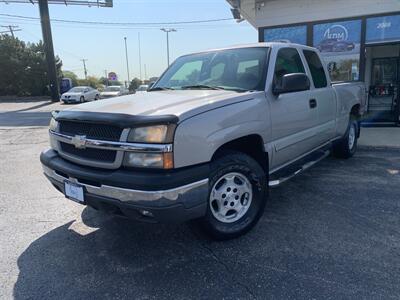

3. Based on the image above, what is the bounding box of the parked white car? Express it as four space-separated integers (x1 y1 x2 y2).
135 84 149 93
61 86 99 104
100 86 129 99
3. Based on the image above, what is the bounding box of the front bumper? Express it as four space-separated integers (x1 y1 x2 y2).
62 98 79 103
40 149 209 223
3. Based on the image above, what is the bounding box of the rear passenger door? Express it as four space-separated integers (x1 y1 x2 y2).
269 47 320 170
303 50 337 143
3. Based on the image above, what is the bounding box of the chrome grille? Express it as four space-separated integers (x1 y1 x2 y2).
59 121 123 142
60 142 117 163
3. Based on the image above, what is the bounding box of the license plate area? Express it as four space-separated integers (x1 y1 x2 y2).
64 180 85 204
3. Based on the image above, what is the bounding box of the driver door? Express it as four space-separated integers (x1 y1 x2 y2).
269 47 320 170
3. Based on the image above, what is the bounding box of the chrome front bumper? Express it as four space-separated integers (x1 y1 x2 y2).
42 165 209 208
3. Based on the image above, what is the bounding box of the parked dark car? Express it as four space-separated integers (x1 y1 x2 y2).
317 39 355 52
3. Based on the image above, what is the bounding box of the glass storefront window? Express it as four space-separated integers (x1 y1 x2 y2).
264 25 307 45
313 20 362 82
366 15 400 44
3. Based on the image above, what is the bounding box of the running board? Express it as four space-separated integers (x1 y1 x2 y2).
268 150 330 187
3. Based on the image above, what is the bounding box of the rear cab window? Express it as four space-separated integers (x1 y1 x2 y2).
303 50 328 88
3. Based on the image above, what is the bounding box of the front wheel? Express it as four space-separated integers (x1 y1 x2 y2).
80 96 85 103
332 116 359 158
94 94 99 100
201 151 268 240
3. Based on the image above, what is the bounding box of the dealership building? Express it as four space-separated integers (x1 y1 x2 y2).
227 0 400 124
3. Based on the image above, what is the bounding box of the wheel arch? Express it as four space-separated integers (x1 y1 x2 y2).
211 134 269 174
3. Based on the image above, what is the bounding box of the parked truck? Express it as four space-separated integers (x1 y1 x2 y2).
41 43 366 240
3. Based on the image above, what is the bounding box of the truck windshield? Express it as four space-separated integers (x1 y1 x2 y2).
151 47 270 92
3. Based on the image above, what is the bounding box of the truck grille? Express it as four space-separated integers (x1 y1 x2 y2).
60 142 117 163
59 121 123 142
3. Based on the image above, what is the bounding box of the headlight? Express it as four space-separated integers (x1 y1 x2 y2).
123 152 173 169
49 117 58 132
127 125 175 143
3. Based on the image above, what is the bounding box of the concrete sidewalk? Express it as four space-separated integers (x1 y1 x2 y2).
359 127 400 149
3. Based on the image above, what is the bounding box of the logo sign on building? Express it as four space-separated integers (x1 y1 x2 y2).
366 14 400 44
313 20 361 82
313 20 361 48
108 72 118 81
264 25 307 45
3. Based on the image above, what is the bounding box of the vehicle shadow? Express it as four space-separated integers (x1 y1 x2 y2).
12 206 257 299
12 154 400 299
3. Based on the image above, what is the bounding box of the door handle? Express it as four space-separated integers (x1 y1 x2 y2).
309 99 317 109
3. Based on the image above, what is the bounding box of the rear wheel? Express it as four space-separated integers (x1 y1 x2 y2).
80 96 85 103
95 94 99 100
201 151 268 240
333 116 359 158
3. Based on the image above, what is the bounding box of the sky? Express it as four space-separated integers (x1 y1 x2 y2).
0 0 257 83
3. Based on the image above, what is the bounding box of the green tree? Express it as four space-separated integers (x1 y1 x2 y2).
0 35 62 96
129 77 142 91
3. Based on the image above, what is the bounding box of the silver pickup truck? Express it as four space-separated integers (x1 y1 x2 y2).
41 43 366 240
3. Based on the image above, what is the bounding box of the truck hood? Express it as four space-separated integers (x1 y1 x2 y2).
63 90 256 122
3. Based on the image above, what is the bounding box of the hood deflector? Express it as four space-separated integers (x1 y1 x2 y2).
54 111 179 128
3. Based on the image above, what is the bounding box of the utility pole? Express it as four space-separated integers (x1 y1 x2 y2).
81 59 88 80
124 37 130 85
144 64 147 81
104 69 108 86
160 28 177 67
38 0 59 102
0 25 20 38
138 32 142 81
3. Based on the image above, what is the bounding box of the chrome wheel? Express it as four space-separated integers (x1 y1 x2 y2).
209 172 253 223
348 124 356 150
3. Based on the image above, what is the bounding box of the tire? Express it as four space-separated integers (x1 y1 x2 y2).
80 96 85 103
332 116 359 159
201 151 268 240
95 94 99 100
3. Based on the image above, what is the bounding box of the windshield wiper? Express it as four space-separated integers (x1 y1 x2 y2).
181 85 222 90
148 86 174 91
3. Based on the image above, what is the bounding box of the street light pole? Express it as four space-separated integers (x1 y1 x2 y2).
124 37 130 86
160 28 177 67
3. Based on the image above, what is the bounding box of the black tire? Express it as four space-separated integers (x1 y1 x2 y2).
95 94 99 100
332 116 359 159
80 96 85 103
201 151 268 240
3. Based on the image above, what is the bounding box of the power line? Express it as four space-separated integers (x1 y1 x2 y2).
0 25 20 37
0 13 233 26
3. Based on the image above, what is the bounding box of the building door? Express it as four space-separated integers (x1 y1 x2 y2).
369 57 399 124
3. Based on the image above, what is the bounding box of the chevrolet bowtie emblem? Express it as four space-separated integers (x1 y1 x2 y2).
71 135 87 149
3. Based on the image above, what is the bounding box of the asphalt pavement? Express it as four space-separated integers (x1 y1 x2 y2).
1 100 400 299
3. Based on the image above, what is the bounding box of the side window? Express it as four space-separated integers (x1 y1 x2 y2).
210 62 225 80
274 48 305 83
303 50 328 88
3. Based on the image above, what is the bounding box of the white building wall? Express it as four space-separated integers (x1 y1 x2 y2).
233 0 400 28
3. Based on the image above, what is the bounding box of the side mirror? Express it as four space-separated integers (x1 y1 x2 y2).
273 73 310 95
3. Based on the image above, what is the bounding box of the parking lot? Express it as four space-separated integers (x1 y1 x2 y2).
1 99 400 299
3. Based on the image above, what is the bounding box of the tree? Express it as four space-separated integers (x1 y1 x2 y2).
129 77 142 91
0 35 62 96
